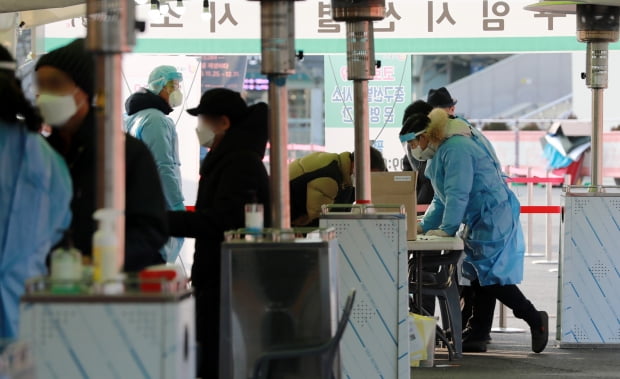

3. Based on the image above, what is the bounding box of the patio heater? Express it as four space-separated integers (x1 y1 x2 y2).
317 3 412 378
219 2 340 378
526 0 620 186
249 0 303 230
86 0 140 269
526 0 620 348
331 0 385 203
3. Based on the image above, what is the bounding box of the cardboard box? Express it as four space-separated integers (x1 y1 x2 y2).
371 171 417 240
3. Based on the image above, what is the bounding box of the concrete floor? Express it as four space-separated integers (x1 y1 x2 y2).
412 186 620 378
414 335 620 378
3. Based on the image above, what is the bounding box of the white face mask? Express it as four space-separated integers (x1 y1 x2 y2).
168 89 184 108
196 123 215 148
36 91 79 127
410 145 437 161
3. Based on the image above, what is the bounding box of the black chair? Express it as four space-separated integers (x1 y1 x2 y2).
409 250 463 358
252 290 356 379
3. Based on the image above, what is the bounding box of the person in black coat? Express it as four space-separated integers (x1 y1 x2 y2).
36 39 167 271
168 88 271 378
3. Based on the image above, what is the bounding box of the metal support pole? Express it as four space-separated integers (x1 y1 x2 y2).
93 54 126 268
254 0 297 230
534 181 558 265
525 167 543 257
546 181 553 261
492 302 526 333
332 1 384 204
345 20 376 202
268 75 291 229
582 39 611 187
87 0 136 270
353 79 371 202
515 122 520 168
591 87 604 186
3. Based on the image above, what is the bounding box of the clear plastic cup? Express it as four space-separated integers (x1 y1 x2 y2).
245 203 264 233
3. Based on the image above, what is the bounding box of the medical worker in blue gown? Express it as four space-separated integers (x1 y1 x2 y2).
400 109 548 354
0 46 72 339
125 65 185 263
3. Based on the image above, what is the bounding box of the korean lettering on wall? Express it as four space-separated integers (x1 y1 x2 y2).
148 1 240 33
49 0 578 53
324 55 411 129
317 1 402 34
424 0 573 35
127 0 579 54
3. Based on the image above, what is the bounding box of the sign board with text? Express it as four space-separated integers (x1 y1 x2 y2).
43 0 620 54
324 55 411 172
324 55 411 129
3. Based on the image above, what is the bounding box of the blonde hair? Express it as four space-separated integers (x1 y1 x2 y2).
424 108 449 145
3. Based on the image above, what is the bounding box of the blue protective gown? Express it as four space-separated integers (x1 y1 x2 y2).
0 124 72 338
125 91 184 263
420 134 525 286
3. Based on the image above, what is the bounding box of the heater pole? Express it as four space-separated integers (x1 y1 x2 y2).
251 0 301 230
86 0 138 270
332 0 385 203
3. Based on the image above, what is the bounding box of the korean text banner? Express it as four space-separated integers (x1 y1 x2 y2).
324 55 411 129
43 0 620 54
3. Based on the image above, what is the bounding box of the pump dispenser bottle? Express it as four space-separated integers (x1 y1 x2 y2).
92 208 120 285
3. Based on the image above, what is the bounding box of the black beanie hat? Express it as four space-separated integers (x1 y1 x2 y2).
35 39 94 99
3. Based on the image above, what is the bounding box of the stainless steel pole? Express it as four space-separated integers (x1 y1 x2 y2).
546 181 554 262
586 40 609 186
87 0 136 270
94 54 126 264
591 87 604 186
256 0 297 230
345 19 377 203
268 75 291 229
353 79 371 202
332 2 384 204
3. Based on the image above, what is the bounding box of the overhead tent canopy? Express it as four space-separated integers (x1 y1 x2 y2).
0 0 83 12
0 0 85 29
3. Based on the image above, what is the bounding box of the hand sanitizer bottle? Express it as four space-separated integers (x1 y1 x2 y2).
92 209 120 286
50 230 82 293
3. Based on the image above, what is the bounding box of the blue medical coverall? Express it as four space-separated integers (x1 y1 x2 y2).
0 124 72 339
420 134 525 286
125 94 184 263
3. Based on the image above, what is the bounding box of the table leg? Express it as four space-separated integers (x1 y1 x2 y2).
417 252 423 314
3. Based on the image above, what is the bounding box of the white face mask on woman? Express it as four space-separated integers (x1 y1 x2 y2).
36 90 80 127
410 145 437 161
195 122 216 148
